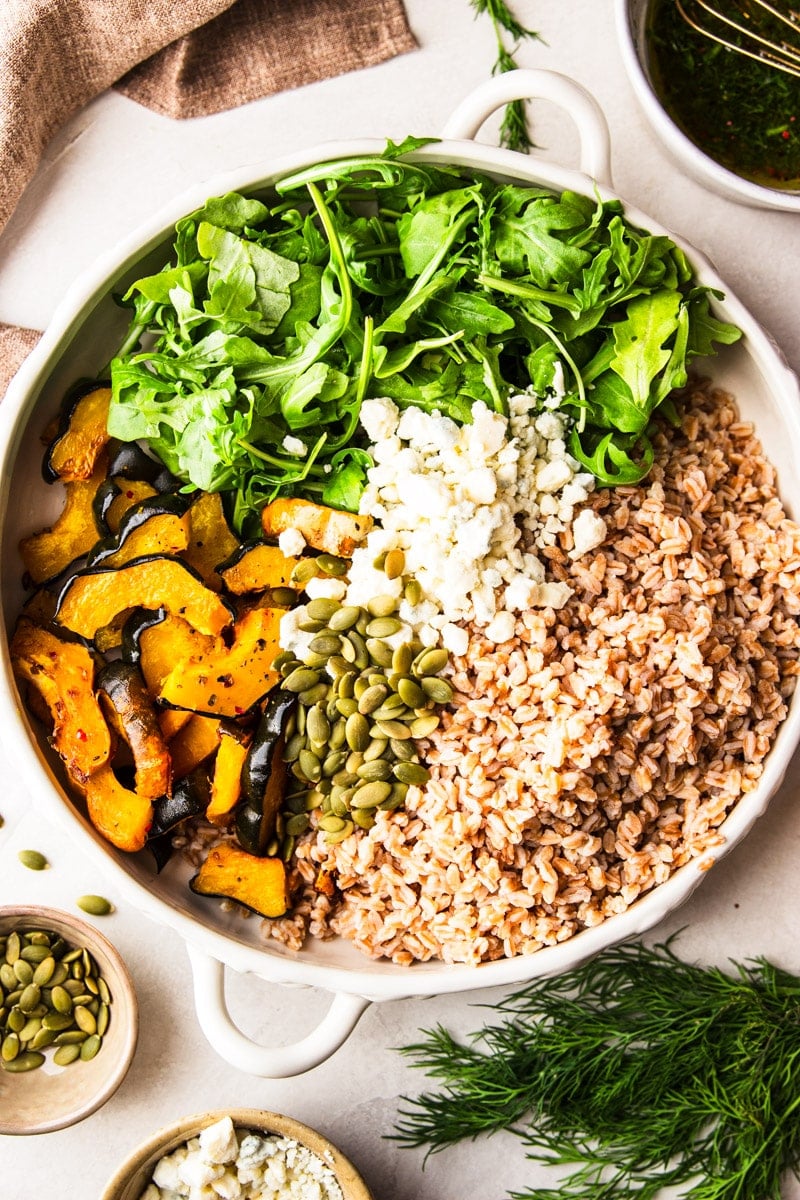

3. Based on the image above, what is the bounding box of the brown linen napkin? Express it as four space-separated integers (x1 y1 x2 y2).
0 0 414 392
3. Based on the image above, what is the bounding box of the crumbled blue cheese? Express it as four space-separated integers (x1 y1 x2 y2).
138 1116 344 1200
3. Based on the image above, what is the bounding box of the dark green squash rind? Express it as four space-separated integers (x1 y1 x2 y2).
235 688 295 856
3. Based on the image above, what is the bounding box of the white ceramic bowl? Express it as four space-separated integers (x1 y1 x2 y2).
2 70 800 1077
615 0 800 212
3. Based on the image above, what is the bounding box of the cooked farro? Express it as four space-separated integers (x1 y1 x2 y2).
187 379 800 966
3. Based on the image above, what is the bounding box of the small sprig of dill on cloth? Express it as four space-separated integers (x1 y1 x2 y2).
469 0 544 152
393 939 800 1200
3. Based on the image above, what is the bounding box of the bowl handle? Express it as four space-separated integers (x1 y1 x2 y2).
441 68 613 186
187 944 369 1077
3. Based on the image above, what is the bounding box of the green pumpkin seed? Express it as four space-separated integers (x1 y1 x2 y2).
73 1005 96 1035
32 956 55 987
270 586 297 607
283 667 320 693
291 558 321 584
324 820 355 845
0 964 15 989
318 814 346 833
335 697 358 719
53 1043 81 1066
13 960 33 986
97 977 111 1006
17 849 48 871
306 598 340 622
410 714 441 738
351 780 393 809
17 1016 42 1042
29 1028 56 1051
1 1050 44 1072
79 1035 102 1061
328 605 361 632
49 963 69 987
6 1007 24 1033
374 719 412 740
366 594 398 618
352 809 377 830
414 647 449 676
5 932 20 964
345 712 370 752
393 761 432 786
347 630 369 670
383 548 406 580
398 677 427 708
298 749 322 782
366 638 394 668
366 616 403 638
363 737 389 762
316 554 348 577
18 984 41 1014
20 943 51 964
308 634 342 658
285 813 310 837
358 683 390 715
357 759 393 783
392 643 414 675
42 1011 74 1032
421 676 454 704
404 579 423 606
306 705 331 744
96 1003 110 1037
1 1032 20 1061
298 682 328 706
53 1030 88 1045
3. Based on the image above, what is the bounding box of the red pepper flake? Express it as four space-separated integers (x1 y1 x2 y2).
234 705 245 715
783 130 791 140
76 729 87 742
126 490 135 499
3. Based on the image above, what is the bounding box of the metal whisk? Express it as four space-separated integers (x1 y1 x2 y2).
676 0 800 77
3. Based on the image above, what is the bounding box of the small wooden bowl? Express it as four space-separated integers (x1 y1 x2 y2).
0 904 138 1135
101 1108 374 1200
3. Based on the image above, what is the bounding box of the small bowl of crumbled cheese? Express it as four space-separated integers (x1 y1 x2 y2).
100 1110 373 1200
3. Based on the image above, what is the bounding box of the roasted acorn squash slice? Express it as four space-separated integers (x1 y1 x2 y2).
20 456 108 585
182 491 240 592
54 555 234 640
94 477 158 536
44 384 112 483
86 494 192 569
217 540 299 595
235 688 295 856
157 605 283 719
189 843 289 918
96 661 171 802
83 764 153 852
10 618 111 785
206 726 251 826
168 714 222 781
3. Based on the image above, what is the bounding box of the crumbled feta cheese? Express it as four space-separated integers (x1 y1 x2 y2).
485 611 516 644
278 528 306 558
570 508 608 558
302 576 347 602
441 622 469 657
141 1118 344 1200
359 396 400 443
281 435 307 457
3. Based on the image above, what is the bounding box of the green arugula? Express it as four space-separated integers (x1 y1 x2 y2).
107 150 740 533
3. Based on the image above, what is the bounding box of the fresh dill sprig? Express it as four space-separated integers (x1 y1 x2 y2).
469 0 544 154
393 938 800 1200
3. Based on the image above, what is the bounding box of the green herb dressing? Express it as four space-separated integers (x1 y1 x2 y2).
647 0 800 190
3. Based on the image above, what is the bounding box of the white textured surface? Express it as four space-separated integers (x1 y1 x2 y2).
2 3 800 1198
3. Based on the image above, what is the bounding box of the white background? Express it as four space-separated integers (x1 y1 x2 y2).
2 2 800 1197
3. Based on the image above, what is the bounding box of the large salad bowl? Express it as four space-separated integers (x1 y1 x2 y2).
2 71 800 1076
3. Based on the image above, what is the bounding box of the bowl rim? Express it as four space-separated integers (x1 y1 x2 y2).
0 903 139 1134
1 136 800 1003
613 0 800 212
99 1107 373 1200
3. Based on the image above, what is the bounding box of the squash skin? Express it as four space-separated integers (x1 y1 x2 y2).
54 554 235 640
83 764 153 852
105 439 179 493
217 540 299 595
157 605 283 719
94 477 158 536
189 843 289 918
96 660 172 802
86 493 192 569
10 618 111 786
20 455 108 585
149 767 210 841
122 608 216 696
236 688 295 856
43 384 112 484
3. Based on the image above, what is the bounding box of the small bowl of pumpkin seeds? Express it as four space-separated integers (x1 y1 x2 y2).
0 904 138 1135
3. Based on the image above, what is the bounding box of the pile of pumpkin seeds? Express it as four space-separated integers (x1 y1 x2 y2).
273 591 453 849
0 927 111 1072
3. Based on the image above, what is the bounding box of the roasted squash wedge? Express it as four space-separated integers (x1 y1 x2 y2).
87 494 192 569
122 608 216 695
236 687 294 856
44 384 112 483
94 477 158 536
96 661 171 801
54 555 234 640
106 439 179 492
157 605 283 718
83 764 153 852
189 843 289 918
168 714 222 780
260 497 372 557
149 767 210 841
217 540 299 595
10 618 111 785
206 726 251 826
20 456 108 585
182 491 240 591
